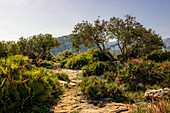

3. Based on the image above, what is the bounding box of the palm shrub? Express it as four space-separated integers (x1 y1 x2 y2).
119 59 170 90
55 73 70 83
0 55 62 113
80 76 124 101
83 61 123 76
102 71 116 82
84 61 109 76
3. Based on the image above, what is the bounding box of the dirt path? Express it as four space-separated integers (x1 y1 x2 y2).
48 69 132 113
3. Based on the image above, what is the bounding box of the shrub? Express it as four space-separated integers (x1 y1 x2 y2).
80 76 125 101
119 59 170 90
84 61 109 76
64 52 92 69
55 73 70 83
83 61 123 76
0 55 62 113
87 48 111 61
102 71 116 82
56 50 73 60
40 61 56 69
146 50 170 62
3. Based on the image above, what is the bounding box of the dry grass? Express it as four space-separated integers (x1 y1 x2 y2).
130 99 170 113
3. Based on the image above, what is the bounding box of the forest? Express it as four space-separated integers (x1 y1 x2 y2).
0 15 170 113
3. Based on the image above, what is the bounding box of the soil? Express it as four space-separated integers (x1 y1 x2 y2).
48 69 134 113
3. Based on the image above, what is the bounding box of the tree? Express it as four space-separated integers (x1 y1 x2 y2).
107 15 164 60
70 15 164 61
0 41 8 58
8 41 20 55
17 33 61 60
70 18 114 61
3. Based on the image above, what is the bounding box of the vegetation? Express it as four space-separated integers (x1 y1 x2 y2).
0 14 169 112
107 15 164 60
70 15 164 61
18 33 60 60
119 59 170 90
51 35 98 56
0 55 62 113
80 76 126 101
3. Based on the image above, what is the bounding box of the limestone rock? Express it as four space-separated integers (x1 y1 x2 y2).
144 87 170 99
59 80 69 88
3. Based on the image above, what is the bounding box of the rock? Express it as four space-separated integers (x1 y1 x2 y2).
71 79 82 83
137 82 144 88
69 82 77 87
76 92 82 96
59 80 69 87
52 63 61 68
144 87 170 99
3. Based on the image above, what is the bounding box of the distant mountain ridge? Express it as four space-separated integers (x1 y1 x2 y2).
51 35 97 56
163 38 170 50
51 36 170 56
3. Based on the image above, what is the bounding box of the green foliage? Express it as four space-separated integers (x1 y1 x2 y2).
70 17 114 61
108 15 164 60
64 52 91 69
8 42 20 56
55 73 70 83
70 14 164 61
56 50 73 61
40 61 57 69
17 33 60 60
61 48 113 70
85 61 109 76
87 48 111 61
102 71 116 82
146 50 170 62
0 41 9 58
119 59 170 90
80 76 124 101
0 55 62 113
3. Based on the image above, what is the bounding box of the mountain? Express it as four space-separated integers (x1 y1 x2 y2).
51 36 170 56
163 38 170 50
51 35 98 56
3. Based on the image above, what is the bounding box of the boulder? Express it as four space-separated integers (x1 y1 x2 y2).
144 88 170 99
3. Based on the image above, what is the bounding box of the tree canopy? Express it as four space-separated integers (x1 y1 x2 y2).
70 15 164 61
0 33 60 60
17 33 61 59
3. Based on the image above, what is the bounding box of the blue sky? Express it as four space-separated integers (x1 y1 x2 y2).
0 0 170 41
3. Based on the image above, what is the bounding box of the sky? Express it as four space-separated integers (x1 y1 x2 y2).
0 0 170 41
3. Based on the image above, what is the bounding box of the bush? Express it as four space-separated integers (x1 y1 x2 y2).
80 76 125 101
146 50 170 62
102 71 116 82
0 55 62 113
87 48 111 61
84 61 109 76
56 50 73 61
119 59 170 90
40 60 56 69
55 73 70 83
64 52 92 69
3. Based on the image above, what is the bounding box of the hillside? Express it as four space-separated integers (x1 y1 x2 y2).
51 35 98 56
163 38 170 50
51 36 170 56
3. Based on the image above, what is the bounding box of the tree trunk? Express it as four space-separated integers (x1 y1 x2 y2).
96 43 114 61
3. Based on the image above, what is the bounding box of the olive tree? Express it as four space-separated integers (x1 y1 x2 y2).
18 33 61 59
107 14 164 60
70 18 114 61
70 15 164 61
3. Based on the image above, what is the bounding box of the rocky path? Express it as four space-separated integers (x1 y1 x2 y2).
48 69 132 113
